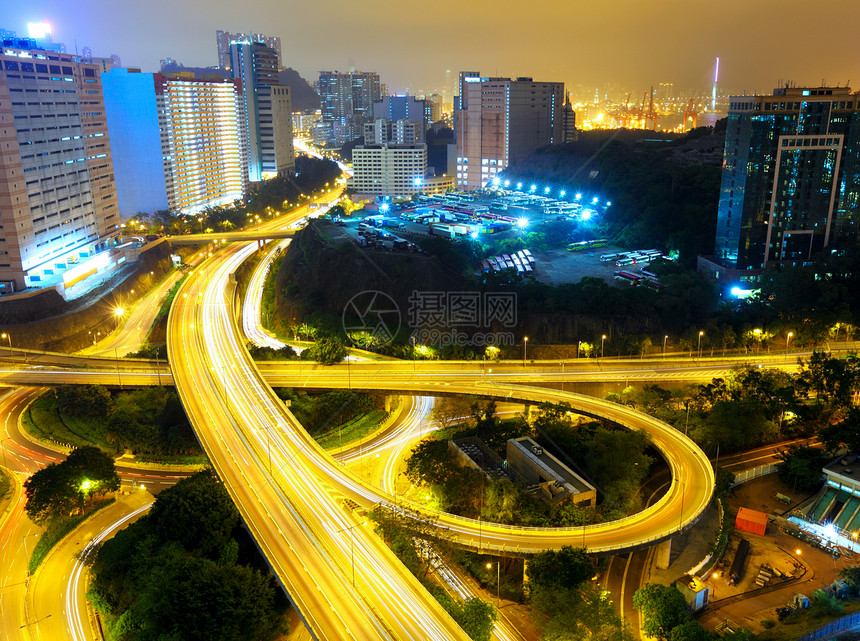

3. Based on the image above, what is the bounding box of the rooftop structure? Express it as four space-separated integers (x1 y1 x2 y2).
506 436 596 506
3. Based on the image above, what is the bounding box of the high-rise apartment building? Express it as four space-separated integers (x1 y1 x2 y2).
373 95 426 131
103 69 249 216
363 118 422 145
0 43 120 292
454 74 565 190
216 30 282 72
318 69 380 145
348 144 427 197
230 42 294 181
700 86 860 285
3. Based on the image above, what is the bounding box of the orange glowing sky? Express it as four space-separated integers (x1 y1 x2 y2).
6 0 860 96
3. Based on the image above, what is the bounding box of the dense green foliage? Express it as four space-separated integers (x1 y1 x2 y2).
29 386 201 460
369 504 497 641
304 335 348 364
528 546 630 640
533 403 654 515
274 388 387 436
632 584 692 640
404 401 642 524
776 446 830 492
87 471 288 641
244 343 298 361
619 352 860 458
24 446 119 524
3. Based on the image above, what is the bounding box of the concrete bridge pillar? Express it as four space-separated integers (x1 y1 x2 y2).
384 395 393 412
654 538 672 570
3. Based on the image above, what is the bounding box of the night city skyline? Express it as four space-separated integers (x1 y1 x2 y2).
5 0 860 94
3 3 860 641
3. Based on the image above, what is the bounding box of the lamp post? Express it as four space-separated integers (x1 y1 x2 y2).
1 332 11 357
601 334 607 359
786 331 794 362
523 337 528 367
662 335 668 358
486 561 500 605
335 521 367 587
697 331 704 361
114 307 125 387
577 340 581 359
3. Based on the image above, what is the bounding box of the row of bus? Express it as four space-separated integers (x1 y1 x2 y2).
482 249 535 274
598 249 665 266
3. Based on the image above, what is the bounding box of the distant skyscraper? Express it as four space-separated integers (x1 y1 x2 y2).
103 69 249 216
373 95 427 130
701 86 860 285
318 70 381 145
0 25 65 53
455 74 565 190
230 42 294 181
0 43 119 292
216 30 282 72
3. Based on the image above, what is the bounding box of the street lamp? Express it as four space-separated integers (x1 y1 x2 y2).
662 335 668 358
486 561 500 604
335 521 367 587
577 340 581 359
523 336 528 366
697 330 704 360
601 334 607 359
1 332 11 357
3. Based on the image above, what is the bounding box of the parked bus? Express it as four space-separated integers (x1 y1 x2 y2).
615 256 636 266
614 270 642 285
600 253 619 262
567 241 591 252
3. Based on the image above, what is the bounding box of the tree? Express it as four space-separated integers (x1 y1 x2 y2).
527 546 594 591
308 336 347 365
454 597 497 641
633 584 690 640
820 408 860 453
148 471 240 557
668 621 713 641
430 397 473 430
24 446 119 523
776 446 828 492
54 385 112 417
24 464 79 524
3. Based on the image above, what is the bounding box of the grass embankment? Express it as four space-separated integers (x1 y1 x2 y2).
755 600 860 641
0 467 11 500
315 409 390 451
145 273 188 345
29 498 115 574
23 393 115 453
23 390 207 466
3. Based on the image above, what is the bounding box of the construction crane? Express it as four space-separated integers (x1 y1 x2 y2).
644 86 660 131
684 98 698 131
619 92 632 128
638 91 647 129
